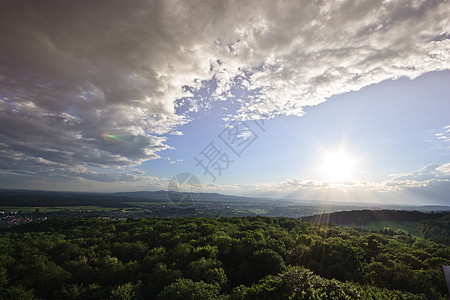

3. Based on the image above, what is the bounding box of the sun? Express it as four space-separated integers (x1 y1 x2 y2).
320 151 356 181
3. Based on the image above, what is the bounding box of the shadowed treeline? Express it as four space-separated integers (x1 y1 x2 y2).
303 210 447 226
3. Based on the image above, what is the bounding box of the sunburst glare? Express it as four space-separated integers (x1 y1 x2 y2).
320 150 356 181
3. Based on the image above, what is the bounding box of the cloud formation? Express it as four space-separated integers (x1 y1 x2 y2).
264 163 450 191
200 164 449 205
0 0 449 182
433 125 450 146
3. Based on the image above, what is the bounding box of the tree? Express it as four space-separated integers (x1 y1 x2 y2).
239 249 285 284
110 282 135 300
3 285 36 300
157 278 220 300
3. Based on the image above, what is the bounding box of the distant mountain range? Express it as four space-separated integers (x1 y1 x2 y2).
114 190 261 202
0 189 269 208
0 188 449 213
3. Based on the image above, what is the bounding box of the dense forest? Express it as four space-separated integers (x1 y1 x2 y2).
418 214 450 245
0 216 449 299
303 210 447 226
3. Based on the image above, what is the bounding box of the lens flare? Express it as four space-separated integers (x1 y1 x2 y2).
101 133 134 144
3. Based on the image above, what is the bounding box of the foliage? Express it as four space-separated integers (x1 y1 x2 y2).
0 216 448 299
419 214 450 245
158 278 220 300
303 210 446 226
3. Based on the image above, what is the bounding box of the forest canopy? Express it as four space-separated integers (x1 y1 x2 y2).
0 216 449 299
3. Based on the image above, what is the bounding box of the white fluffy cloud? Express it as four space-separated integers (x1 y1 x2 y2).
0 0 449 181
243 163 450 204
433 125 450 146
204 164 447 205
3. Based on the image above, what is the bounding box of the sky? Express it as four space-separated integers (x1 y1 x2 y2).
0 0 449 205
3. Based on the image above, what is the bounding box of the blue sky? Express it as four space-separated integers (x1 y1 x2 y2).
163 70 450 181
140 71 450 204
0 1 449 205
